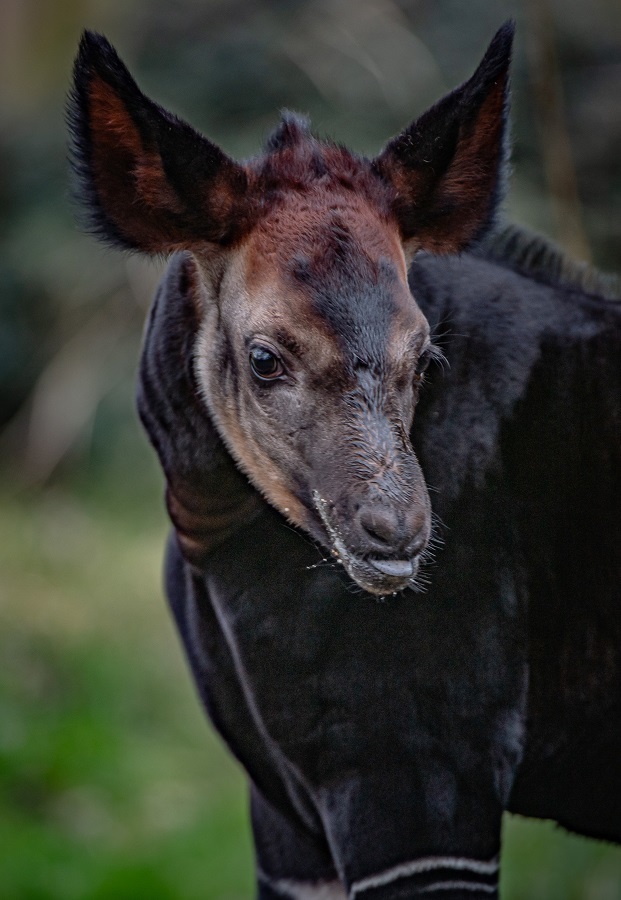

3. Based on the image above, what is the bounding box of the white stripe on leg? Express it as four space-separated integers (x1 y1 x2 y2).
350 855 499 897
258 871 347 900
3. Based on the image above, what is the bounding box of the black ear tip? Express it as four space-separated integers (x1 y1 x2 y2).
75 29 125 78
471 20 514 87
499 19 516 43
488 19 516 60
79 28 103 47
77 29 108 60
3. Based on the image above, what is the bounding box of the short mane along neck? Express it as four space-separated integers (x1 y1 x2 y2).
477 223 621 301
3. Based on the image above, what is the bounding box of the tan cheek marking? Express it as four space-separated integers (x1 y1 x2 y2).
193 265 314 532
209 403 311 531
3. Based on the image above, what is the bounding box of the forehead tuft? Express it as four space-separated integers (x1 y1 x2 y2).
264 111 313 152
248 112 394 212
238 114 421 368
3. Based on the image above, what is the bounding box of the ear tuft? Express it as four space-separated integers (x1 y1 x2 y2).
67 31 250 254
67 31 143 250
374 21 515 254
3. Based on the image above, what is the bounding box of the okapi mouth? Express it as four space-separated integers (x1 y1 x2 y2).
312 491 423 596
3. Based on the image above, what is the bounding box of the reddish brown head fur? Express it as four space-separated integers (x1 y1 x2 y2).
68 24 513 593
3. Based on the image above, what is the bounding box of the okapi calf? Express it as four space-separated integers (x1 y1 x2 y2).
68 22 621 899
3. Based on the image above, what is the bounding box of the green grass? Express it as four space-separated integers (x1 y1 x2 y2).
1 487 620 899
0 488 253 900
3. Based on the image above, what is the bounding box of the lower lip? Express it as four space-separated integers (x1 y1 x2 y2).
368 558 415 578
342 555 419 596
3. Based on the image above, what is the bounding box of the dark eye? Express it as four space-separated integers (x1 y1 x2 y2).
415 349 432 378
249 346 284 381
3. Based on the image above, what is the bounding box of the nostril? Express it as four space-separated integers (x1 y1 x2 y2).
358 507 400 548
356 504 429 557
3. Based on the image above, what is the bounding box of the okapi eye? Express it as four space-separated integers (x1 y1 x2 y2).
415 349 432 377
249 346 284 381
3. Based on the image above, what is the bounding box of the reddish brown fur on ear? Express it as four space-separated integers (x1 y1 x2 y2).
68 31 249 253
374 21 514 253
88 75 186 251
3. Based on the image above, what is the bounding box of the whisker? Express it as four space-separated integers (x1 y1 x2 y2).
304 558 334 572
428 341 449 373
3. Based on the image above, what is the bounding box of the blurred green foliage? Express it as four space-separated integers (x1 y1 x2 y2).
1 0 621 896
0 491 254 899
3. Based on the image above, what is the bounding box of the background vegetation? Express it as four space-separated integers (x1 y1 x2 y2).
1 0 620 897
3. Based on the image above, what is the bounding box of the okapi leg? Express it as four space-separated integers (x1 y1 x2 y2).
194 505 526 900
251 787 346 900
315 775 504 900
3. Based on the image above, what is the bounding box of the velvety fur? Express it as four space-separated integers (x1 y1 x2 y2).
142 240 620 899
68 22 621 899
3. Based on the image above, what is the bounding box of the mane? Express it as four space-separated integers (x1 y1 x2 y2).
476 223 621 301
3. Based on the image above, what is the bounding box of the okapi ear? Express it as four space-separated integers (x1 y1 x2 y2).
373 21 514 254
67 31 248 254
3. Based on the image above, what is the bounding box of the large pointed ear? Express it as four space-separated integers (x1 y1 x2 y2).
67 31 249 254
373 22 514 254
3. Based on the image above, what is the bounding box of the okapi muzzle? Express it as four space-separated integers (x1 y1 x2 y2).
310 424 432 595
68 22 513 595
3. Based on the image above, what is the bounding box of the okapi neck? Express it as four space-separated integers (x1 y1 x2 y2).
137 253 263 567
165 470 261 569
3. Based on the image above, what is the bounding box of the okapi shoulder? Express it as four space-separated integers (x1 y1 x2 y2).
409 247 618 504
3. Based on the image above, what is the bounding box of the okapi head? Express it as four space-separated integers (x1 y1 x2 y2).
68 23 513 595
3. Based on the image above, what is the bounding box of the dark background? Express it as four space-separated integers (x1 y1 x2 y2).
1 1 620 897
